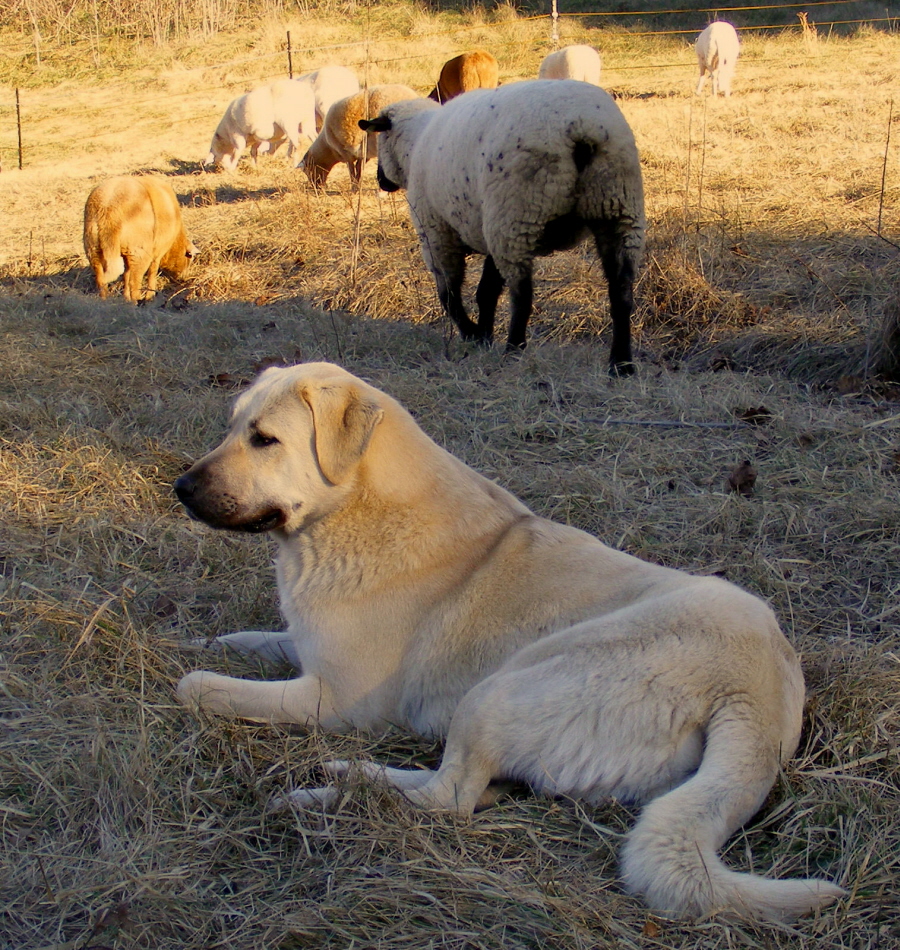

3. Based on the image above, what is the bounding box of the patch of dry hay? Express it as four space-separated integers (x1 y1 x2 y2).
1 292 898 949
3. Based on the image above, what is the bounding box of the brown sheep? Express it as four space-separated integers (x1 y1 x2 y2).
428 50 499 104
302 84 420 188
83 176 196 303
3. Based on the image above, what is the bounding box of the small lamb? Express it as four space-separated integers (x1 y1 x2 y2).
538 45 602 86
360 81 645 375
302 85 420 188
83 176 196 303
205 78 317 171
295 65 361 130
695 22 740 97
428 50 500 103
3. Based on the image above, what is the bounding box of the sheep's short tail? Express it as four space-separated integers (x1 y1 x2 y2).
84 215 125 285
94 247 125 284
621 715 846 922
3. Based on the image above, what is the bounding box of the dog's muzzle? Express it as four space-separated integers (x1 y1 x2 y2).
174 470 287 533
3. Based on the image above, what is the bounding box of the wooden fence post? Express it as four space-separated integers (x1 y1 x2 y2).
16 88 23 170
287 31 293 79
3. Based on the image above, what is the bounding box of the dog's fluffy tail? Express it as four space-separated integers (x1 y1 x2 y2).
620 714 845 922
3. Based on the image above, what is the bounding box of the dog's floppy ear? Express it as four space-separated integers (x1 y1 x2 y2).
299 380 384 484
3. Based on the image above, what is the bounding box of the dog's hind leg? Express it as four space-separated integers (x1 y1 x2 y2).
357 683 507 814
268 785 342 813
325 760 512 811
267 763 437 816
324 759 436 790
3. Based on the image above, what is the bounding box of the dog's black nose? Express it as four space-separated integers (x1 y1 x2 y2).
174 472 196 502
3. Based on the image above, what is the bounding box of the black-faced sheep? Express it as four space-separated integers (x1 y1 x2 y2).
360 81 645 375
695 22 740 97
205 79 317 171
83 176 196 303
428 50 500 104
538 45 602 86
295 65 361 131
302 85 420 188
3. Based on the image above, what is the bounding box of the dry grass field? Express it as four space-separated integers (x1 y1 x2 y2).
1 2 899 948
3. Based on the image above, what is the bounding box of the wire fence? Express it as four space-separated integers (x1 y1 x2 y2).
571 0 864 16
0 1 896 169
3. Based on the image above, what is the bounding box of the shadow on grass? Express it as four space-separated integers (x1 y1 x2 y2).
0 267 196 310
128 158 300 207
183 181 293 208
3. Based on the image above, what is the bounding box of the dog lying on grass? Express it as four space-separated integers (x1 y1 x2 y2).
174 361 845 923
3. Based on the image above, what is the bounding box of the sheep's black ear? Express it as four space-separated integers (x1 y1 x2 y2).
359 116 392 133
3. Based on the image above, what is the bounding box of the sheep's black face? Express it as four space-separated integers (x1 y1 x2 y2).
377 163 401 193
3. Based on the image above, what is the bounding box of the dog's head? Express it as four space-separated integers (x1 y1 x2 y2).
174 363 384 534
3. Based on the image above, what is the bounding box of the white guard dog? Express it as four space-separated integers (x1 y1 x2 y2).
174 362 844 923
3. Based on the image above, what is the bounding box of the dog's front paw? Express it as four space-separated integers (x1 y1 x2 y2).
175 670 244 717
176 670 209 708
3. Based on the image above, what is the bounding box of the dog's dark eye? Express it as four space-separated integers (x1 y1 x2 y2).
250 431 279 448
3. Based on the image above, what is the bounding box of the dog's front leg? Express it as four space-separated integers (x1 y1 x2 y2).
176 670 335 726
189 631 302 670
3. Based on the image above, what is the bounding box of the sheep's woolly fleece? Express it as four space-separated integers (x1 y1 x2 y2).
695 21 741 97
295 65 361 129
302 84 420 186
375 82 643 275
371 80 645 368
83 175 196 302
205 79 316 170
538 45 602 85
429 50 500 103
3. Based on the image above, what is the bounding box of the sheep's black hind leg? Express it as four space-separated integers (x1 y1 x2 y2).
505 267 534 352
474 255 505 344
433 256 481 342
598 240 637 377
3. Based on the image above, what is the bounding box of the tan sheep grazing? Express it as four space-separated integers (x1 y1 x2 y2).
302 84 420 187
428 50 499 103
83 176 196 303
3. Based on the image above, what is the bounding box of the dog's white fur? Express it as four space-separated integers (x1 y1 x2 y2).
175 362 844 922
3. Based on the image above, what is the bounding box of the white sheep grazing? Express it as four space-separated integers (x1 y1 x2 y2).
294 65 361 131
695 22 740 97
361 80 645 375
204 79 317 171
538 45 602 85
302 84 420 188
